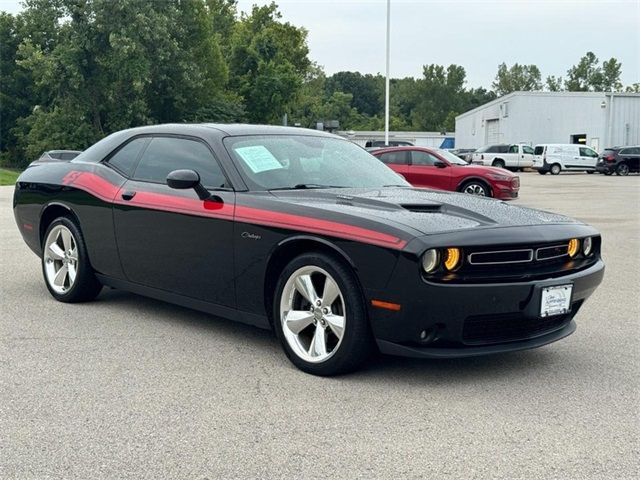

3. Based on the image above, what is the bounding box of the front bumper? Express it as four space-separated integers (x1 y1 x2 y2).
367 258 604 359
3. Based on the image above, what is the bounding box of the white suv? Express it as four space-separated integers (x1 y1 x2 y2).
533 144 599 175
471 144 534 170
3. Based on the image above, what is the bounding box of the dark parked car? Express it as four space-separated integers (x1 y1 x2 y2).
372 146 520 200
595 146 640 176
35 150 82 163
450 148 476 162
13 124 604 376
365 139 413 148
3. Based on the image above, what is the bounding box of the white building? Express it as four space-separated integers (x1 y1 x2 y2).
455 91 640 152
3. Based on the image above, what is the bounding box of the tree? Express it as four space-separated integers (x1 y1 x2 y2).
601 58 623 92
545 75 563 92
564 51 601 91
492 62 542 95
410 64 468 131
325 72 384 117
228 2 310 123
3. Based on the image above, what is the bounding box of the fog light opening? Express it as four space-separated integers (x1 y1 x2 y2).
568 238 580 258
444 247 462 271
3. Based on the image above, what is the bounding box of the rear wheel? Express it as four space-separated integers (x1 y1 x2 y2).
461 180 491 197
616 163 630 176
586 170 595 174
550 163 561 175
492 159 505 169
273 252 373 376
42 217 102 302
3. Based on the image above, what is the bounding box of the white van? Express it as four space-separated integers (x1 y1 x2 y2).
533 144 599 175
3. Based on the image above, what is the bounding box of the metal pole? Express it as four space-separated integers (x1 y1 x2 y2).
384 0 390 146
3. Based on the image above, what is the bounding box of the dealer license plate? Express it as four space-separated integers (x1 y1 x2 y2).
540 284 573 317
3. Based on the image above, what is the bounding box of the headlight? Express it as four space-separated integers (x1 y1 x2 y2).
487 173 511 181
568 238 580 258
583 236 593 256
422 249 440 273
443 247 462 271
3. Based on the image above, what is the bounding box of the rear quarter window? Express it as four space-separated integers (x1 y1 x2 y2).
106 137 150 177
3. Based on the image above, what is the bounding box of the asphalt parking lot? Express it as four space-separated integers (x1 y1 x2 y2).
1 173 638 479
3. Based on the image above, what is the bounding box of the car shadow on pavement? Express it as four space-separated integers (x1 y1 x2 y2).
98 287 565 384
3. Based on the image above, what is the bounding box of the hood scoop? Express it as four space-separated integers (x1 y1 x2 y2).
400 203 443 213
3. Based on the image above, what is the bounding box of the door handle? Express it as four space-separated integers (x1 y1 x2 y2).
121 191 136 201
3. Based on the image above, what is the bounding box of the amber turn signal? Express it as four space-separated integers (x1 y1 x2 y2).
568 238 580 258
443 247 462 271
371 299 402 311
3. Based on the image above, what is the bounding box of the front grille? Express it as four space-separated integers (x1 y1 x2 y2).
468 249 533 265
462 310 574 345
536 244 568 261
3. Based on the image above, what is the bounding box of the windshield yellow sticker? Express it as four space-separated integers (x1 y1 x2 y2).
235 145 283 173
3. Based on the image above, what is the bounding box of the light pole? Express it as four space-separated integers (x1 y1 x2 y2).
384 0 390 146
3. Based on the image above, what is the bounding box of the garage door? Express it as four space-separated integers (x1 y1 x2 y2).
485 119 500 144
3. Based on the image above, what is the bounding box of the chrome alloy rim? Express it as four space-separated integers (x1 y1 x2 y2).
43 225 78 294
280 266 346 363
464 183 486 196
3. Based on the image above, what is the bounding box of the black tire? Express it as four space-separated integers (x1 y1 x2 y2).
604 170 613 176
550 163 561 175
272 252 374 376
586 170 595 174
537 170 548 175
460 180 491 197
41 217 102 303
616 163 630 176
492 159 505 169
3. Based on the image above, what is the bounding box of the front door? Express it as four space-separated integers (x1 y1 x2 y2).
405 150 452 190
113 135 236 307
578 146 599 170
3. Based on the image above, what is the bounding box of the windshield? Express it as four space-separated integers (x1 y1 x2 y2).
224 135 410 191
435 149 468 165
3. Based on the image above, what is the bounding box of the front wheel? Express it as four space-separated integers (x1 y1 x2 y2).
586 170 595 174
273 252 373 376
42 217 102 302
537 170 547 175
461 181 491 197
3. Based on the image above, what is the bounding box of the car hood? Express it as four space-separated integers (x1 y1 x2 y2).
269 187 578 236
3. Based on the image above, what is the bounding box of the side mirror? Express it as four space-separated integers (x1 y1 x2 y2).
434 161 447 168
166 169 211 201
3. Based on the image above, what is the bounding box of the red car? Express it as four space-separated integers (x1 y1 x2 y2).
372 146 519 200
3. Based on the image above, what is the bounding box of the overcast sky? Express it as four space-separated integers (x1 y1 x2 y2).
2 0 638 89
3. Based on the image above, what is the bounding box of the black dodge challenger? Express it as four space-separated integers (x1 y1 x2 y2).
13 124 605 375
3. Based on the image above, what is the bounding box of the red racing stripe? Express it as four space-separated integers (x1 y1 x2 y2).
63 171 408 250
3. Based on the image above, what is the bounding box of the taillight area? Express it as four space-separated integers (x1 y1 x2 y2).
605 155 616 162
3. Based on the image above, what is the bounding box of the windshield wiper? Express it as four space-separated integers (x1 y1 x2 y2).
269 184 346 191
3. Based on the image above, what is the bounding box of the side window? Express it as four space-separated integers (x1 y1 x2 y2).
487 146 498 153
497 145 510 153
411 151 439 166
133 137 227 188
580 147 597 158
508 145 519 154
522 145 534 155
107 137 150 177
378 151 408 165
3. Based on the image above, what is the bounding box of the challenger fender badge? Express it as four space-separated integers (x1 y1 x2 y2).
241 232 261 240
